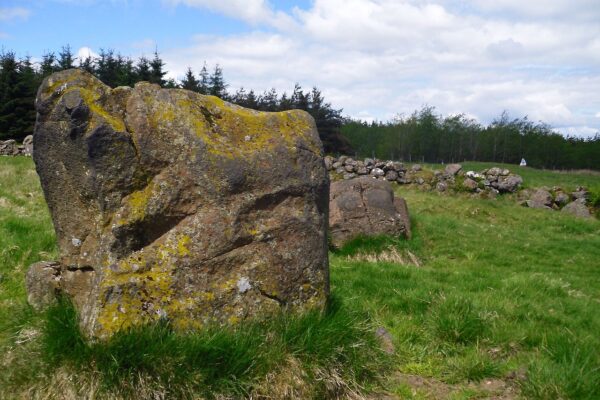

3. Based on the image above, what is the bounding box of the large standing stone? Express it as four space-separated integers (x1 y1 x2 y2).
30 69 329 338
329 177 410 248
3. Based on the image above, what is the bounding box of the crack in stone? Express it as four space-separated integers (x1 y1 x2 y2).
258 288 287 307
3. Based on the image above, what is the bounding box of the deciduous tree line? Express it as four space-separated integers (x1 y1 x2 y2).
342 106 600 170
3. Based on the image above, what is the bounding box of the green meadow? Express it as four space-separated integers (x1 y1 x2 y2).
1 157 599 399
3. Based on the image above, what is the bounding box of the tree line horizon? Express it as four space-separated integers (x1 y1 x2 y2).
0 46 598 170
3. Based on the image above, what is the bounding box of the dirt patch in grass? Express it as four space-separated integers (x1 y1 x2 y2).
376 373 520 399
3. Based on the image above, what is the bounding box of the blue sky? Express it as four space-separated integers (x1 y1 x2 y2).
1 0 599 137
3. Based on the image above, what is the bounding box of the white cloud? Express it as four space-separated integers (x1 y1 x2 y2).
556 126 599 138
161 0 600 137
0 7 31 21
76 46 100 60
163 0 295 29
467 0 600 21
131 39 157 52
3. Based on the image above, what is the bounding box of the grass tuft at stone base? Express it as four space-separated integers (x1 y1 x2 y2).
3 295 388 399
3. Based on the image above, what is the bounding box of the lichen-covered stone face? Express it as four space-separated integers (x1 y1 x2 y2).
32 69 329 338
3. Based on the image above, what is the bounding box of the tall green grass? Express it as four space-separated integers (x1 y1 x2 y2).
332 184 600 398
27 296 384 399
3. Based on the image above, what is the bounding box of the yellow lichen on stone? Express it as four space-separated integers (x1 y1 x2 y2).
43 70 84 96
201 292 215 301
78 88 127 132
177 235 191 256
121 182 155 223
142 92 320 160
96 262 175 336
96 240 181 336
47 72 127 132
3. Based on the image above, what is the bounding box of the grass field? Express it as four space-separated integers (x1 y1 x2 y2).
1 157 600 399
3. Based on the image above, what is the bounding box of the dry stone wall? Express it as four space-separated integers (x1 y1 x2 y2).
327 155 596 218
325 155 524 196
0 135 33 156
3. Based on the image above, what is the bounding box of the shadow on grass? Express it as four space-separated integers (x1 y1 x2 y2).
330 233 421 258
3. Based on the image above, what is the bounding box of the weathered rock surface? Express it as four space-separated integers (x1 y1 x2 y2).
554 191 570 206
26 261 61 310
23 135 34 155
496 175 523 193
29 69 329 338
444 163 462 176
436 182 448 192
527 189 553 209
561 199 592 219
572 187 589 201
329 177 410 248
462 178 478 191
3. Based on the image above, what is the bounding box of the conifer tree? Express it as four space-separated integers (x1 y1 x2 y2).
0 53 37 140
232 87 247 105
96 49 120 87
0 52 20 140
278 92 293 111
40 52 57 77
149 51 166 86
209 64 228 99
115 55 136 87
135 56 152 82
199 63 209 95
259 88 279 111
163 78 179 88
181 67 200 92
291 83 309 110
78 55 95 74
58 45 75 70
244 89 258 109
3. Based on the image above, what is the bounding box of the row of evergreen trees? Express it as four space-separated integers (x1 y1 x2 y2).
0 46 349 152
178 67 349 152
1 46 598 169
342 106 600 170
